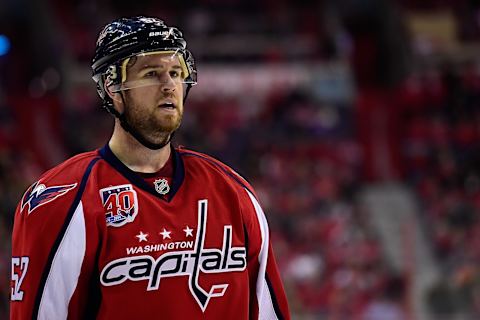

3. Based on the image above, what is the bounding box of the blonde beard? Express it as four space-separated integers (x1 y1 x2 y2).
123 95 183 145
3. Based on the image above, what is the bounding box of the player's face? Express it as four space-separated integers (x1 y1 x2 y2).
120 52 185 145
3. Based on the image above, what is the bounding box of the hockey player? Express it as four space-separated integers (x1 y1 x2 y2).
10 16 290 319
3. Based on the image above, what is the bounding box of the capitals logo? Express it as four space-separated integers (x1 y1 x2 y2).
100 200 247 312
21 181 77 215
100 184 138 227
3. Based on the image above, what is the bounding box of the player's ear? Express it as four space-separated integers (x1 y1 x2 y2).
104 80 125 114
104 80 123 104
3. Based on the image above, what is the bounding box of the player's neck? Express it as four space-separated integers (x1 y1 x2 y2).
108 126 171 173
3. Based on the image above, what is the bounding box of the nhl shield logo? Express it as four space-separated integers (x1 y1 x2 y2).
100 184 138 227
154 179 170 195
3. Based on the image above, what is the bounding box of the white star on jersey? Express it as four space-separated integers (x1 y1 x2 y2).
183 226 194 237
135 231 148 242
159 228 171 239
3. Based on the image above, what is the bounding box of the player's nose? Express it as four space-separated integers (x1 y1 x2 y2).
160 74 176 92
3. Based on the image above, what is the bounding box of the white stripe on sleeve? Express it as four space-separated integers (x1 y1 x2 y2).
38 201 86 320
246 190 279 320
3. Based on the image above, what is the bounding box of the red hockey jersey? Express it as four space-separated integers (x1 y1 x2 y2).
10 145 290 319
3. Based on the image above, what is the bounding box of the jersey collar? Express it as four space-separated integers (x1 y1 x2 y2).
98 144 185 202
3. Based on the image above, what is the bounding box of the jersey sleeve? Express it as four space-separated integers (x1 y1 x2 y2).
10 156 101 320
241 188 291 320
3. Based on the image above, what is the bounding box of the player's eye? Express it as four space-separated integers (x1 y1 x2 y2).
143 70 158 78
169 70 180 79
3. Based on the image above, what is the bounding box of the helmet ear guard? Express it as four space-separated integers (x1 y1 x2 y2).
106 65 119 84
92 63 123 116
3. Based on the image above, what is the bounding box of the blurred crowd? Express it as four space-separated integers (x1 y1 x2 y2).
399 63 480 318
3 0 480 319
